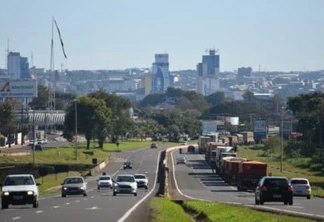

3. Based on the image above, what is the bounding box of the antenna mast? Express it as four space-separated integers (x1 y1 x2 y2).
49 17 55 112
5 39 10 70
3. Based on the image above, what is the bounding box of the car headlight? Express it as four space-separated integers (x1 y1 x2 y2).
27 191 34 195
2 191 9 196
63 187 67 190
80 186 86 190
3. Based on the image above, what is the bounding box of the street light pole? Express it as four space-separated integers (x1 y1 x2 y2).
74 100 78 161
32 110 36 164
280 109 283 173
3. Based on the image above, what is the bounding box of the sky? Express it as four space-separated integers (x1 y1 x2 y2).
0 0 324 72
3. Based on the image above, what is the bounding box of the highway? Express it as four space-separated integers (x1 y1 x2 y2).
0 146 162 222
170 149 324 220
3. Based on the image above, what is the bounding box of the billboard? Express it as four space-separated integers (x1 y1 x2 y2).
253 119 267 139
0 80 37 98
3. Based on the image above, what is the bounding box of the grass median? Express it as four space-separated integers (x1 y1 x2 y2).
149 198 314 222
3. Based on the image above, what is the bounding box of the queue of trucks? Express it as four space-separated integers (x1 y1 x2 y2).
198 133 267 191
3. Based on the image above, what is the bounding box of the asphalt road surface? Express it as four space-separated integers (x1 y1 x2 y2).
170 150 324 220
1 146 162 222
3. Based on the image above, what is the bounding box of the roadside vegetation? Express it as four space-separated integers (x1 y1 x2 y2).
149 198 192 222
149 198 314 222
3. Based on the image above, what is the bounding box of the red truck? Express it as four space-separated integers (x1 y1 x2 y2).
236 161 267 191
223 157 247 185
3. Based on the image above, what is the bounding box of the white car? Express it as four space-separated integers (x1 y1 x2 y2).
97 174 113 191
290 178 311 199
134 174 148 189
113 174 137 196
176 156 186 164
1 174 40 209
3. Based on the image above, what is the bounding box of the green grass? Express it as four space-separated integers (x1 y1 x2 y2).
149 197 192 222
0 140 174 165
238 145 324 197
36 171 82 196
182 200 314 222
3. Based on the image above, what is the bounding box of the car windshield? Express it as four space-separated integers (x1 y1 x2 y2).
4 176 35 186
124 162 131 165
100 176 111 180
264 178 288 187
116 176 135 182
134 175 146 179
291 180 308 185
64 178 84 184
177 157 185 161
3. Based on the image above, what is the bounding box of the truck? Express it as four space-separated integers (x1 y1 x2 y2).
223 157 247 185
228 136 238 146
198 136 213 154
236 161 267 191
234 134 244 145
215 146 236 174
205 142 226 164
241 131 255 145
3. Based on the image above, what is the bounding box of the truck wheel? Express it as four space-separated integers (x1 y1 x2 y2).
134 193 137 196
113 192 116 196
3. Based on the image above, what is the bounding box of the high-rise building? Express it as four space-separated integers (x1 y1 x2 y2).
20 57 30 79
237 67 252 78
8 52 21 80
7 52 30 80
197 49 220 96
151 53 170 93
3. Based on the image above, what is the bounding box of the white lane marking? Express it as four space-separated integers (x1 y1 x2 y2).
12 216 21 220
85 206 100 210
35 210 43 214
66 202 70 205
91 196 95 198
171 150 206 201
53 205 60 208
116 150 162 222
75 200 80 203
83 198 87 200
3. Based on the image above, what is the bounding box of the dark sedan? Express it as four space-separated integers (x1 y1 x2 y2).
255 176 293 205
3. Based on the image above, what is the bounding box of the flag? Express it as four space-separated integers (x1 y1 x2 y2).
54 19 67 59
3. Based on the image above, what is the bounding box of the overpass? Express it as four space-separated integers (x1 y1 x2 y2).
15 110 66 126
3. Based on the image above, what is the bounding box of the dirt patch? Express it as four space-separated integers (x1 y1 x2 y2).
46 185 61 191
0 152 30 157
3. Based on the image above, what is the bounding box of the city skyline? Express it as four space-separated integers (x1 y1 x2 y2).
1 0 324 72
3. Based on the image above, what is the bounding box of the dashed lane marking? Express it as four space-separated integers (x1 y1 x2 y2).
53 206 60 208
35 210 43 214
12 216 21 220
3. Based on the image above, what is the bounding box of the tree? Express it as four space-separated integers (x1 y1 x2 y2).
64 96 112 149
0 100 16 147
29 85 76 110
88 90 132 142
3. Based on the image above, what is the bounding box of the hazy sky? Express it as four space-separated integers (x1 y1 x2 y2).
1 0 323 71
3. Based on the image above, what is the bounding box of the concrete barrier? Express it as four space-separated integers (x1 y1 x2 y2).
90 156 113 176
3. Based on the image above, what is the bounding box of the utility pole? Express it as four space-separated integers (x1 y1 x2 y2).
75 100 78 161
32 110 36 164
280 109 284 173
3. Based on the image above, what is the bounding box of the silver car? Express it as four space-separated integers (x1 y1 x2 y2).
290 178 311 199
176 156 186 164
61 176 87 197
113 174 137 196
